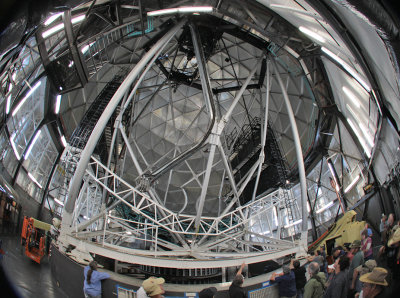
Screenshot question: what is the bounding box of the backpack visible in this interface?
[312,274,326,296]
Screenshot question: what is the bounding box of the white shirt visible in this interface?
[137,287,149,298]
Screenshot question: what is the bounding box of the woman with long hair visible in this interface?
[83,261,110,298]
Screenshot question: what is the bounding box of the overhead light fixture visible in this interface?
[83,215,89,220]
[347,119,371,158]
[42,23,64,38]
[6,94,11,114]
[299,26,325,43]
[28,172,42,189]
[273,207,279,226]
[126,231,132,235]
[42,14,85,38]
[344,175,360,193]
[284,219,302,229]
[54,198,64,206]
[44,12,63,26]
[321,47,371,92]
[61,135,68,147]
[147,6,213,16]
[359,123,375,147]
[10,135,21,160]
[55,95,61,114]
[342,86,361,108]
[316,201,334,214]
[12,81,41,116]
[24,130,41,160]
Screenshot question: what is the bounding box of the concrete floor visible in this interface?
[0,234,68,298]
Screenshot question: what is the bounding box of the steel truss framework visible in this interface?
[59,13,311,268]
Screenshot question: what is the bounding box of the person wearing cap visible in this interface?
[387,227,400,295]
[349,240,364,281]
[303,261,326,298]
[357,267,388,298]
[229,262,246,298]
[270,265,297,298]
[199,287,217,298]
[350,259,377,294]
[137,277,165,298]
[325,256,350,298]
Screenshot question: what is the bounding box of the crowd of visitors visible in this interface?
[79,213,400,298]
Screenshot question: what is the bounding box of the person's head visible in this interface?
[282,265,291,275]
[87,261,98,284]
[382,214,387,222]
[338,256,350,272]
[332,247,341,257]
[388,213,395,226]
[308,262,320,277]
[361,229,369,240]
[350,240,362,253]
[199,287,217,298]
[293,260,300,269]
[316,250,321,256]
[359,267,388,298]
[232,274,244,287]
[356,259,377,276]
[142,277,165,298]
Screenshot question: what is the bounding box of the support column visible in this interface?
[271,58,308,243]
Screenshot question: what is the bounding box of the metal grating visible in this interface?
[248,283,279,298]
[117,285,136,298]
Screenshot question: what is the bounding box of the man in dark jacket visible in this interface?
[291,259,306,298]
[229,263,246,298]
[270,265,297,298]
[325,256,350,298]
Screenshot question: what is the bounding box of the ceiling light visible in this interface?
[54,198,64,206]
[347,119,371,158]
[316,201,334,214]
[344,175,360,193]
[24,130,41,160]
[299,26,325,43]
[42,23,64,38]
[10,135,21,160]
[71,15,85,24]
[273,207,279,226]
[359,123,375,147]
[342,86,361,108]
[147,6,213,16]
[61,135,68,147]
[284,219,302,229]
[55,95,61,114]
[28,173,42,189]
[322,47,371,92]
[6,94,11,114]
[12,81,41,116]
[44,12,63,26]
[42,14,85,38]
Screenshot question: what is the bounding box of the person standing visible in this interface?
[137,277,166,298]
[361,229,373,261]
[139,277,165,298]
[270,265,297,298]
[83,261,110,298]
[291,259,306,298]
[303,262,326,298]
[229,262,246,298]
[325,256,350,298]
[358,267,389,298]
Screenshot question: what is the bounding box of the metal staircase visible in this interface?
[57,69,128,208]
